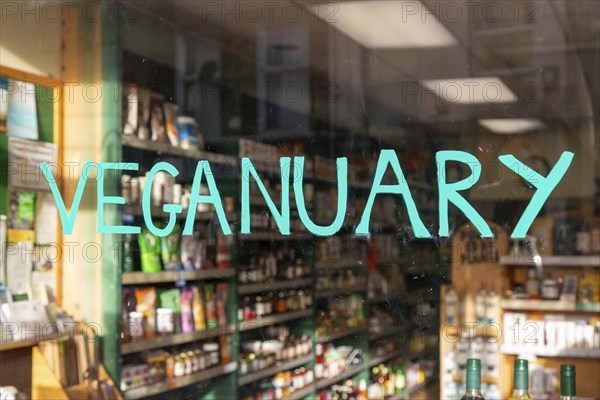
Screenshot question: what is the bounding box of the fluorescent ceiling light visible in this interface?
[420,77,517,104]
[479,118,545,134]
[308,1,458,48]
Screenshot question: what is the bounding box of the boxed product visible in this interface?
[135,287,157,338]
[158,288,181,333]
[179,287,195,333]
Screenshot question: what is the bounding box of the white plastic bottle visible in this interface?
[446,288,459,324]
[486,290,500,325]
[476,289,487,324]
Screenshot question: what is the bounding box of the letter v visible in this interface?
[41,160,92,234]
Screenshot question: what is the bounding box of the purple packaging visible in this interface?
[180,287,195,333]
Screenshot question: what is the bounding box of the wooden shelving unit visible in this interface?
[501,344,600,359]
[499,255,600,267]
[439,223,509,400]
[501,299,600,313]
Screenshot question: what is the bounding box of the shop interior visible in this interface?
[0,1,599,399]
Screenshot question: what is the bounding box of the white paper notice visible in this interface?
[6,241,33,295]
[7,80,38,140]
[35,193,57,244]
[8,137,57,191]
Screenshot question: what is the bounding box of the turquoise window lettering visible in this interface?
[98,162,141,234]
[294,156,347,236]
[41,160,92,235]
[183,160,231,236]
[240,157,291,235]
[437,150,492,238]
[499,151,574,238]
[356,149,430,238]
[141,162,181,237]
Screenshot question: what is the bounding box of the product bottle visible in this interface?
[560,365,576,400]
[476,289,487,324]
[486,290,500,325]
[509,359,532,400]
[526,268,540,298]
[461,359,485,400]
[445,288,459,324]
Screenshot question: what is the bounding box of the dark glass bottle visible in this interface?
[461,359,485,400]
[560,364,576,400]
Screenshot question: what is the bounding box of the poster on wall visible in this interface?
[8,137,57,191]
[6,80,38,140]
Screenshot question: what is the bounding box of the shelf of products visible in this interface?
[369,294,404,304]
[315,364,367,390]
[121,325,236,355]
[121,134,237,166]
[239,309,313,331]
[238,249,312,290]
[317,326,368,344]
[405,374,438,397]
[238,231,314,241]
[121,334,234,391]
[369,349,405,368]
[316,378,368,399]
[123,361,237,400]
[315,285,366,299]
[238,354,313,386]
[238,290,312,323]
[368,264,406,301]
[239,365,315,400]
[122,269,235,285]
[315,259,367,270]
[316,294,367,343]
[499,255,600,267]
[284,384,316,400]
[501,299,600,313]
[238,278,313,295]
[368,357,407,400]
[501,344,600,359]
[315,237,369,270]
[314,344,365,386]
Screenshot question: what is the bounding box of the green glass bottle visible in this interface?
[509,359,532,400]
[560,365,576,400]
[461,359,485,400]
